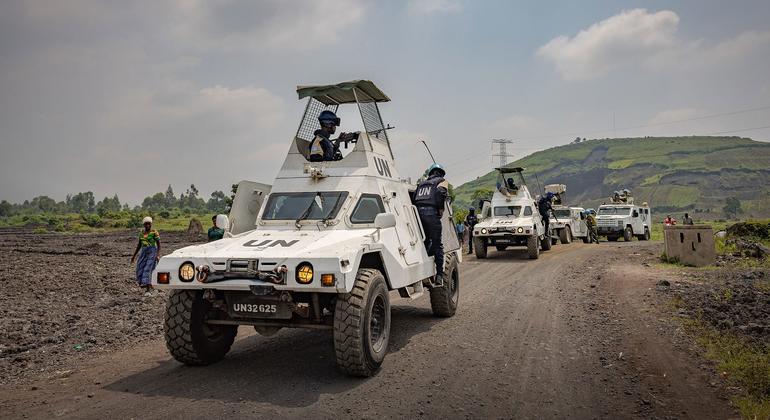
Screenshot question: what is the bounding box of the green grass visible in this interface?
[681,319,770,420]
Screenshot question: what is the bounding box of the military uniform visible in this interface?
[538,195,553,237]
[586,214,598,244]
[465,212,478,253]
[414,174,449,279]
[308,129,336,162]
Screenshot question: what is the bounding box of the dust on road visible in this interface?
[0,230,736,419]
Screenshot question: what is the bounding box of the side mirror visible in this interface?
[216,214,230,232]
[374,213,397,229]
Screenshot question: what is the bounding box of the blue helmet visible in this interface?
[469,207,475,211]
[318,110,340,126]
[546,192,555,200]
[427,163,446,177]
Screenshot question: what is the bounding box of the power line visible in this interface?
[491,138,515,167]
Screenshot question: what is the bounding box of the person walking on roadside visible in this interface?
[585,210,599,244]
[683,213,694,225]
[465,207,479,254]
[131,216,161,296]
[208,215,225,242]
[455,220,465,243]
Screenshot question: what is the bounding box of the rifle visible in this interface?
[331,132,360,160]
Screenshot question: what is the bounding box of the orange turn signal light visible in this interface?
[157,272,170,284]
[321,274,336,287]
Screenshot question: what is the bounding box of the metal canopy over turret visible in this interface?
[296,80,391,105]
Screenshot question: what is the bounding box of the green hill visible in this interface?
[453,136,770,219]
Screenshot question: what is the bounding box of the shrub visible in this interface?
[80,214,103,228]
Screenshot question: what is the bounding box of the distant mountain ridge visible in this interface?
[453,136,770,218]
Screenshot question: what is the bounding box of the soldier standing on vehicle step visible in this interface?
[465,207,478,254]
[415,163,448,286]
[538,192,555,238]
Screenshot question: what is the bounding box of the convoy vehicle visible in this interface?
[544,184,588,244]
[471,167,554,259]
[152,80,461,377]
[595,189,651,241]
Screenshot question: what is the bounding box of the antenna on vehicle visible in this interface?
[419,140,437,164]
[533,172,544,196]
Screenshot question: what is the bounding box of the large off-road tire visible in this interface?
[334,269,390,377]
[559,227,572,244]
[430,253,459,317]
[623,226,633,242]
[527,235,540,259]
[473,237,488,259]
[164,290,237,366]
[541,234,552,251]
[495,245,507,251]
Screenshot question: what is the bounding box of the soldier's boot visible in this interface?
[432,273,444,287]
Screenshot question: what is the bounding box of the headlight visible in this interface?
[517,227,524,233]
[481,228,488,234]
[179,262,195,282]
[296,263,313,284]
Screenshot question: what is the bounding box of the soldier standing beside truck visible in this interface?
[585,210,599,244]
[465,207,479,254]
[415,163,449,286]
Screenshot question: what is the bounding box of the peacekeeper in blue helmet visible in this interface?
[308,110,359,162]
[414,163,449,286]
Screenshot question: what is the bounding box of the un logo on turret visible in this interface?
[374,157,392,178]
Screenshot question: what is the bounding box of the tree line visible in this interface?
[0,184,232,218]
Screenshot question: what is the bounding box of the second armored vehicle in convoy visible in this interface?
[544,184,589,244]
[472,167,553,259]
[152,80,461,377]
[595,189,651,241]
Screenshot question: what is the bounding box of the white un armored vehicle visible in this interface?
[472,167,554,259]
[544,184,589,244]
[152,80,461,377]
[595,189,651,241]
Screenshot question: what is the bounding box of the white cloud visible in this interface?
[537,9,680,80]
[408,0,462,15]
[169,0,367,51]
[648,108,702,125]
[537,9,770,82]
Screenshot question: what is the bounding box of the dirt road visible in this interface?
[1,239,736,419]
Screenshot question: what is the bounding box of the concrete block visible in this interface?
[663,225,716,267]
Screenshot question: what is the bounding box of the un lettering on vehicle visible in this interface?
[374,157,392,178]
[232,303,277,313]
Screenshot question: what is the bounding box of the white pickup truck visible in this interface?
[595,195,651,241]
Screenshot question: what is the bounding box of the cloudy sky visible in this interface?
[2,0,770,204]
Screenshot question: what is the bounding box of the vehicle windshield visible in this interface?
[262,192,348,220]
[598,206,631,216]
[494,206,521,217]
[553,209,571,218]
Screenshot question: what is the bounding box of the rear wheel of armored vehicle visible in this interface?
[559,228,572,244]
[495,245,508,251]
[430,253,459,317]
[623,226,633,242]
[637,227,650,241]
[334,269,390,377]
[527,235,540,259]
[164,290,237,366]
[474,237,488,259]
[541,234,552,251]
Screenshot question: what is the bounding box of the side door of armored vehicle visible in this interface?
[630,206,644,234]
[385,187,427,265]
[229,180,272,234]
[571,208,588,237]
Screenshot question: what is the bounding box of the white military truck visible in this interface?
[595,190,651,241]
[471,167,554,259]
[544,184,589,244]
[152,80,461,377]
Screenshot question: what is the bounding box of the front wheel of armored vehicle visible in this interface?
[473,237,488,259]
[541,234,553,251]
[334,269,391,377]
[527,235,540,259]
[430,253,459,317]
[164,290,237,366]
[623,226,633,242]
[559,228,572,244]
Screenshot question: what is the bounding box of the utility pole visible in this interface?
[491,138,515,168]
